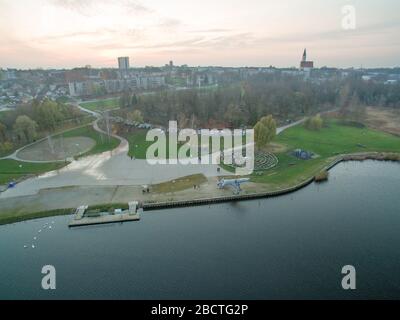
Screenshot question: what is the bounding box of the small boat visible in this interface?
[31,245,35,249]
[24,245,28,249]
[33,237,37,240]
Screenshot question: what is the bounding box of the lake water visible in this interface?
[0,160,399,300]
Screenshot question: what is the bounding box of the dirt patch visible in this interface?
[264,143,288,154]
[17,137,96,161]
[365,107,400,136]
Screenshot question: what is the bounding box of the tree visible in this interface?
[0,141,13,155]
[0,122,6,142]
[338,84,352,115]
[131,94,139,106]
[254,115,276,149]
[120,91,131,108]
[177,112,189,129]
[13,115,38,143]
[304,114,323,131]
[127,110,144,124]
[341,93,366,121]
[224,104,246,127]
[33,99,63,131]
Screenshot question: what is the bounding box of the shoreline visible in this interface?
[1,152,398,226]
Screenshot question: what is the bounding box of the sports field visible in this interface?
[17,137,96,161]
[56,125,120,157]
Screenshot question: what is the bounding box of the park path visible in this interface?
[73,101,102,118]
[276,108,339,135]
[276,118,307,134]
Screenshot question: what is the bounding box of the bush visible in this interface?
[315,170,329,182]
[305,114,323,131]
[0,141,13,154]
[385,153,400,161]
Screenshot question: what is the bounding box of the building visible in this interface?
[118,57,130,71]
[139,75,165,90]
[68,81,100,97]
[300,49,314,71]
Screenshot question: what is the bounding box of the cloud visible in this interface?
[49,0,152,15]
[158,18,182,29]
[187,28,232,34]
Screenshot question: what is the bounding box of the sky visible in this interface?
[0,0,399,69]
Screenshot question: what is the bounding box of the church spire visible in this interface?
[302,48,307,62]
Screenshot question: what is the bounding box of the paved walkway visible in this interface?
[277,118,307,134]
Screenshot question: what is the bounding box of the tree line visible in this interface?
[113,73,400,129]
[0,99,87,155]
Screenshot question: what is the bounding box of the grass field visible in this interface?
[0,160,66,185]
[123,129,245,159]
[80,98,120,112]
[125,130,155,159]
[251,119,400,188]
[124,129,187,159]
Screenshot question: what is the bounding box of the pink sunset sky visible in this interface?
[0,0,399,69]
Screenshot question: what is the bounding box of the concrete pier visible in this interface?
[69,201,141,227]
[69,212,140,227]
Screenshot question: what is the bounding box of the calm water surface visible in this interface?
[0,161,399,299]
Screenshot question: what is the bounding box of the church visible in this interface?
[300,48,314,71]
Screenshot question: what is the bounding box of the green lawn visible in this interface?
[251,119,400,188]
[124,129,187,159]
[124,129,245,159]
[80,98,120,112]
[276,120,400,156]
[0,160,66,185]
[125,130,155,159]
[56,125,120,157]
